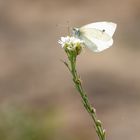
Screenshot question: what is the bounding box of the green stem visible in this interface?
[67,53,106,140]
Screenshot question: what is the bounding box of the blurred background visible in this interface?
[0,0,140,140]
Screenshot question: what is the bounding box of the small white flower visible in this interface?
[58,36,83,51]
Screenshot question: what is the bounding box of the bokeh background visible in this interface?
[0,0,140,140]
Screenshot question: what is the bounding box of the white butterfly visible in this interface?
[73,22,117,52]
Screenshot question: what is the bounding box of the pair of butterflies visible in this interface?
[72,22,117,52]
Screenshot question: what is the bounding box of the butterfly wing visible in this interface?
[81,22,117,37]
[79,33,113,52]
[80,28,111,41]
[79,22,116,52]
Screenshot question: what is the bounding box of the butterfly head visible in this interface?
[72,27,80,37]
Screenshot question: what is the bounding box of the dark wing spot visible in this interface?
[102,29,105,33]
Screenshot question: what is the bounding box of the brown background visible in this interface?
[0,0,140,140]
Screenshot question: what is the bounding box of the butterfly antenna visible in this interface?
[56,22,71,35]
[67,21,71,36]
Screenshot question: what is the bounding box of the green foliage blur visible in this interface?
[0,107,47,140]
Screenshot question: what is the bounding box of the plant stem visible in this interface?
[66,53,106,140]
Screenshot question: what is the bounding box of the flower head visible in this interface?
[58,36,83,55]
